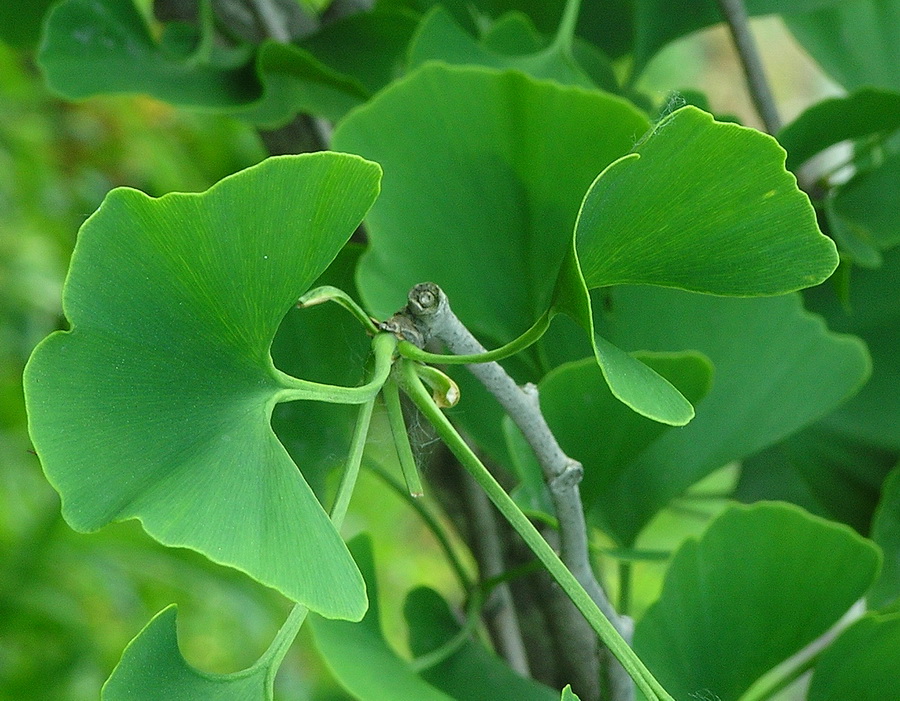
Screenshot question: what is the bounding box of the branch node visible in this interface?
[520,382,542,412]
[408,282,444,317]
[378,316,425,348]
[551,459,584,491]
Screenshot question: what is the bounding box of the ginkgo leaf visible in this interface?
[634,503,881,701]
[24,154,382,619]
[102,606,273,700]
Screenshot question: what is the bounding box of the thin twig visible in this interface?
[399,283,635,701]
[248,0,291,42]
[715,0,782,134]
[459,468,533,677]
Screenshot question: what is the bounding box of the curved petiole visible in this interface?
[395,358,675,701]
[412,363,460,407]
[397,310,552,365]
[298,285,381,336]
[274,332,396,404]
[258,373,382,685]
[410,589,484,673]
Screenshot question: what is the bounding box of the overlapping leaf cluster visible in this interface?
[17,0,900,699]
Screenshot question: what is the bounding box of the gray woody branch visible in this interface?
[399,283,635,701]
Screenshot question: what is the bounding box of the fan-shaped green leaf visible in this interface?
[575,107,838,295]
[634,503,881,701]
[24,154,382,619]
[408,8,595,88]
[552,107,837,423]
[102,606,271,700]
[593,287,870,544]
[786,0,900,92]
[309,535,454,701]
[333,63,649,339]
[37,0,377,126]
[38,0,261,107]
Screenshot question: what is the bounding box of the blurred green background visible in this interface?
[0,13,837,700]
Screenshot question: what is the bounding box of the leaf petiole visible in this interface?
[549,0,582,55]
[298,285,381,336]
[410,589,483,673]
[257,384,380,684]
[382,376,424,498]
[366,459,474,593]
[412,363,460,407]
[397,310,552,365]
[275,332,396,404]
[330,396,378,528]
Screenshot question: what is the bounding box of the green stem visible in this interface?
[330,397,377,528]
[397,311,551,365]
[259,375,380,684]
[366,460,474,594]
[397,359,674,701]
[298,285,381,336]
[275,332,396,404]
[411,564,541,674]
[182,0,217,67]
[259,604,310,682]
[481,559,543,591]
[383,376,425,498]
[550,0,582,54]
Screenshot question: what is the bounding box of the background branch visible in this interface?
[459,469,532,676]
[715,0,782,133]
